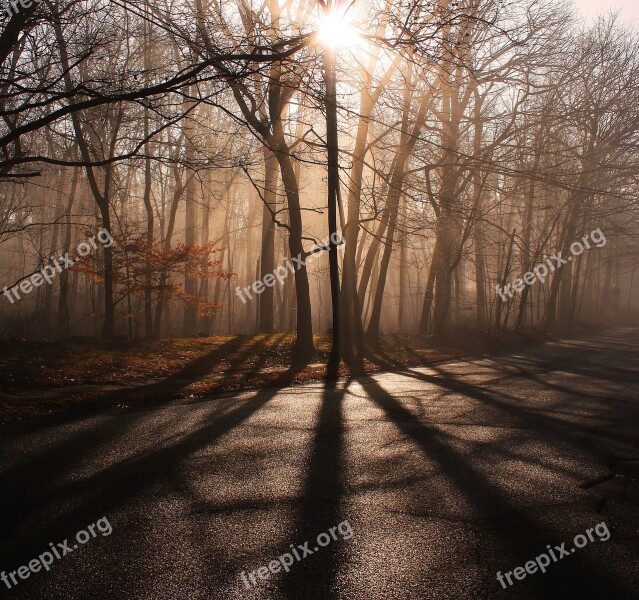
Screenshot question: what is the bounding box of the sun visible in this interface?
[317,10,362,49]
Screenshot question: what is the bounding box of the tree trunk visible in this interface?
[259,149,277,333]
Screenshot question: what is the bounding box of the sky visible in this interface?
[573,0,639,24]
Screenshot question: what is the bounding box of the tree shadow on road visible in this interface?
[280,373,352,600]
[0,354,310,578]
[353,355,635,598]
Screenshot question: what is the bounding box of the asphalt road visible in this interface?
[1,327,638,600]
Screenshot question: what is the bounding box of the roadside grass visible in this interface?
[0,328,551,423]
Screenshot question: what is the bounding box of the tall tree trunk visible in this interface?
[324,46,341,359]
[57,167,79,338]
[366,76,429,340]
[276,151,314,357]
[259,149,277,333]
[142,2,154,338]
[183,89,198,336]
[494,228,516,332]
[52,13,117,337]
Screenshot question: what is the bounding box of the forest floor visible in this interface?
[0,328,554,424]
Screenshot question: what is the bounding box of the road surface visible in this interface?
[1,327,638,599]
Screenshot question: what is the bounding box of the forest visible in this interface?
[1,0,638,361]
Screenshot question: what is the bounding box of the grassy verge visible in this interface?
[0,328,552,424]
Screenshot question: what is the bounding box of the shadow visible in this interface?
[357,372,632,598]
[0,335,274,526]
[91,333,280,407]
[281,374,352,599]
[0,358,310,573]
[2,328,637,598]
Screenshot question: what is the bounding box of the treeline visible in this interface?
[1,0,638,356]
